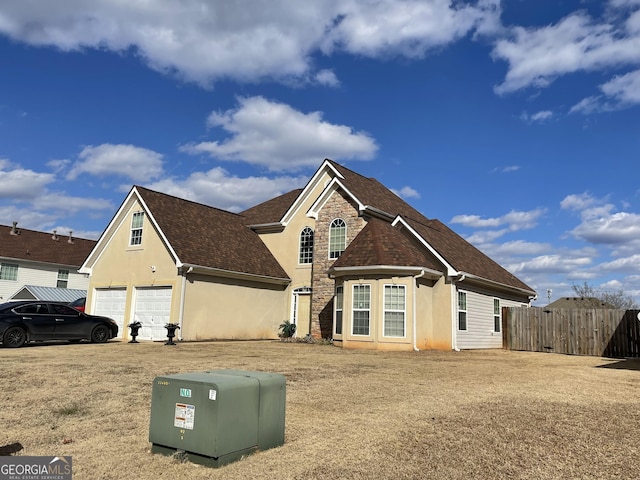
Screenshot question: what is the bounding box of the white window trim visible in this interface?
[129,211,144,247]
[493,298,501,333]
[57,269,69,289]
[328,218,346,260]
[352,284,371,336]
[383,284,406,338]
[457,290,468,332]
[0,263,18,281]
[298,227,314,265]
[334,285,343,337]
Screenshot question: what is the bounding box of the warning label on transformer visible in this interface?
[174,403,195,430]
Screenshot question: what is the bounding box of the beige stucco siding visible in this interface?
[254,171,332,329]
[182,274,288,341]
[86,201,182,340]
[337,276,416,351]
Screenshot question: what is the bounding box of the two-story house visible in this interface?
[79,160,536,350]
[1,223,95,303]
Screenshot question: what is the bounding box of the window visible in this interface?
[329,218,346,259]
[299,227,314,264]
[458,291,467,331]
[493,298,501,332]
[57,269,69,289]
[130,211,144,246]
[334,285,343,335]
[352,284,370,336]
[384,285,406,337]
[0,263,18,281]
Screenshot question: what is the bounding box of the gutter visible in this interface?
[413,269,426,351]
[177,266,192,341]
[178,263,290,286]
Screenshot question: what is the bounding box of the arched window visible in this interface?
[299,227,314,264]
[329,218,346,259]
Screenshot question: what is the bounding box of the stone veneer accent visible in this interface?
[310,189,366,338]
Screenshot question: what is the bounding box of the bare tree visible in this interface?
[571,282,639,309]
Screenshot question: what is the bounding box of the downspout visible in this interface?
[451,274,466,352]
[178,266,193,341]
[413,269,426,351]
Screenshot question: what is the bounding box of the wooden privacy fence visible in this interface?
[502,307,640,358]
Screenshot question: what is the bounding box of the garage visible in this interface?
[133,286,173,341]
[93,288,127,338]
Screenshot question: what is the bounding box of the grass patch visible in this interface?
[1,341,639,479]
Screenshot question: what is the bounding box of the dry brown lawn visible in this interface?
[2,340,640,479]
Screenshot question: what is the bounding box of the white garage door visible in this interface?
[93,288,127,338]
[133,287,173,341]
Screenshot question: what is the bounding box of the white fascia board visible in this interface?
[391,216,458,277]
[307,178,365,219]
[281,160,344,225]
[180,263,290,285]
[79,187,139,272]
[330,265,442,278]
[457,272,537,297]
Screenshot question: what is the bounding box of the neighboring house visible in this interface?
[546,297,615,309]
[1,223,95,303]
[80,160,536,350]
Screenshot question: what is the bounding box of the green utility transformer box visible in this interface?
[149,369,286,467]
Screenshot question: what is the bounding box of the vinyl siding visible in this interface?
[456,287,526,350]
[0,260,88,302]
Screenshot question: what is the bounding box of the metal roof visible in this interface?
[9,285,86,303]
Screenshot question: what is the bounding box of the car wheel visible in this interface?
[3,326,27,348]
[91,325,110,343]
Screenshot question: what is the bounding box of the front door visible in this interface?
[292,288,312,337]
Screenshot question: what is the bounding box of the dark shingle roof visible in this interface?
[1,224,96,267]
[547,297,615,309]
[332,217,442,272]
[136,187,289,280]
[329,161,429,223]
[405,218,533,292]
[240,189,302,225]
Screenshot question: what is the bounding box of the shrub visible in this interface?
[278,320,297,339]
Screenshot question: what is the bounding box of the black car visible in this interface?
[0,301,119,348]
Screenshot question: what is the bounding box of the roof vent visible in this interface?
[52,230,59,241]
[10,221,19,235]
[68,231,74,244]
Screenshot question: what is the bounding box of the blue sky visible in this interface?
[1,0,639,305]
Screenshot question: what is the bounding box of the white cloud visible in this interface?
[182,96,377,171]
[31,193,114,215]
[569,211,640,245]
[0,166,55,199]
[520,110,554,123]
[320,0,500,58]
[451,208,545,231]
[67,144,164,181]
[571,68,640,113]
[0,0,500,87]
[509,254,593,274]
[144,166,308,212]
[600,254,640,272]
[493,9,640,95]
[315,69,340,87]
[391,186,420,199]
